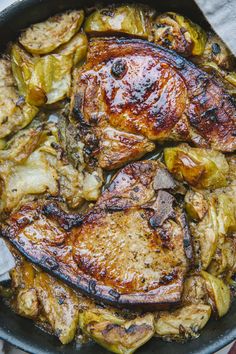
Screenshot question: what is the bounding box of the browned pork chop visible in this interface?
[71,38,236,170]
[2,161,192,309]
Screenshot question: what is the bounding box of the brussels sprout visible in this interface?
[189,186,236,270]
[208,238,236,280]
[84,5,152,38]
[9,249,80,345]
[155,304,211,341]
[10,257,36,289]
[27,53,73,106]
[10,257,39,318]
[0,126,43,163]
[19,10,84,55]
[11,43,34,96]
[193,32,234,70]
[12,41,84,106]
[185,189,208,221]
[34,272,79,344]
[0,148,58,213]
[217,193,236,234]
[0,123,102,212]
[164,144,229,189]
[55,32,88,66]
[0,58,38,138]
[201,271,231,317]
[16,288,39,319]
[79,308,154,354]
[152,12,207,56]
[182,276,208,305]
[190,196,219,269]
[199,61,236,97]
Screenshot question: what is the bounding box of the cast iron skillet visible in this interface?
[0,0,236,353]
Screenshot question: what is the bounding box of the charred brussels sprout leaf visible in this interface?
[79,308,154,354]
[19,10,84,55]
[201,271,231,317]
[84,5,152,38]
[164,144,229,189]
[153,12,207,56]
[155,304,211,341]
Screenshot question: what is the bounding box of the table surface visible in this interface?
[0,0,235,353]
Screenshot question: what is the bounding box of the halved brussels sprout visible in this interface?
[164,144,229,189]
[193,32,234,70]
[190,196,219,269]
[182,276,208,305]
[10,256,39,319]
[185,189,208,221]
[11,43,34,96]
[217,193,236,234]
[34,272,79,344]
[208,238,236,280]
[9,248,80,345]
[16,288,39,319]
[84,5,152,38]
[201,271,231,317]
[0,125,43,163]
[189,187,236,270]
[55,32,88,66]
[79,307,154,354]
[199,61,236,97]
[0,58,38,138]
[11,41,84,106]
[27,53,73,106]
[0,148,58,213]
[0,123,102,212]
[152,12,207,56]
[19,10,84,55]
[11,257,35,289]
[155,304,211,341]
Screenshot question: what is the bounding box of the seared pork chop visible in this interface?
[3,161,192,309]
[71,38,236,170]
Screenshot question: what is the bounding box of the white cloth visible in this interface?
[195,0,236,56]
[0,239,15,282]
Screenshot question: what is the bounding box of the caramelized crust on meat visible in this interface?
[71,38,236,170]
[3,161,192,309]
